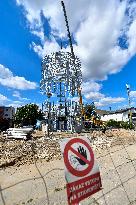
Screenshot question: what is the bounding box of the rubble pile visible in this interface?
[89,130,114,150]
[0,135,62,168]
[0,129,136,168]
[108,128,136,146]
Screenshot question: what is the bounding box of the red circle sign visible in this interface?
[64,138,94,177]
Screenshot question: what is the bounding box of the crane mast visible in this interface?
[61,1,84,127]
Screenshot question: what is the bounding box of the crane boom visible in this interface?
[61,1,74,58]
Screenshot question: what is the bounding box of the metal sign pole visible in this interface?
[126,84,132,128]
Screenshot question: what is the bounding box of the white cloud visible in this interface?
[0,94,13,106]
[67,96,79,103]
[0,64,12,78]
[85,92,104,100]
[0,93,28,108]
[0,91,33,109]
[0,94,8,104]
[130,91,136,98]
[31,29,45,44]
[81,81,125,106]
[7,101,26,108]
[13,91,30,101]
[127,19,136,55]
[82,81,104,100]
[16,0,43,27]
[101,97,125,104]
[78,80,125,107]
[31,37,60,58]
[82,81,102,94]
[94,97,125,107]
[13,91,21,98]
[74,0,135,80]
[16,0,136,81]
[0,64,38,90]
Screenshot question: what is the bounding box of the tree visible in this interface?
[84,102,97,119]
[14,104,44,126]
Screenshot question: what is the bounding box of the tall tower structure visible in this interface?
[40,1,82,132]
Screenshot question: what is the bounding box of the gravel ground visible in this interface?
[0,129,136,205]
[0,129,136,168]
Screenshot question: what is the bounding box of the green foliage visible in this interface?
[106,119,120,128]
[84,102,97,119]
[83,102,100,122]
[14,104,44,126]
[106,119,134,129]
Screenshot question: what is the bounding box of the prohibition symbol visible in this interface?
[64,138,94,177]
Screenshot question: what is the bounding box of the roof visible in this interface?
[0,106,14,109]
[96,109,110,116]
[101,107,136,116]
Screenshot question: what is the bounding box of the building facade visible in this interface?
[101,107,136,123]
[0,106,15,120]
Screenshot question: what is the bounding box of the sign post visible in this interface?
[60,137,102,205]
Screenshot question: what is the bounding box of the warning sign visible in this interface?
[60,137,102,205]
[64,138,94,177]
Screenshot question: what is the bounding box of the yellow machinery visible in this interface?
[78,88,103,128]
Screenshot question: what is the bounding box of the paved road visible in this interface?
[0,137,136,205]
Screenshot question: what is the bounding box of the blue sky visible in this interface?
[0,0,136,110]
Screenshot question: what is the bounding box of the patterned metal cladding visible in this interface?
[40,51,82,97]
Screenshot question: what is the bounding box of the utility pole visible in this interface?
[126,84,132,127]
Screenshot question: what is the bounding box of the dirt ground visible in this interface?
[0,130,136,205]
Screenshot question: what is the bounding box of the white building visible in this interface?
[101,107,136,123]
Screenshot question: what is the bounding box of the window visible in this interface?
[5,114,8,116]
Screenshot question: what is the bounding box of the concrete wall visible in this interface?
[101,113,123,122]
[101,108,136,122]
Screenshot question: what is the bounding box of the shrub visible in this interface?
[106,119,134,129]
